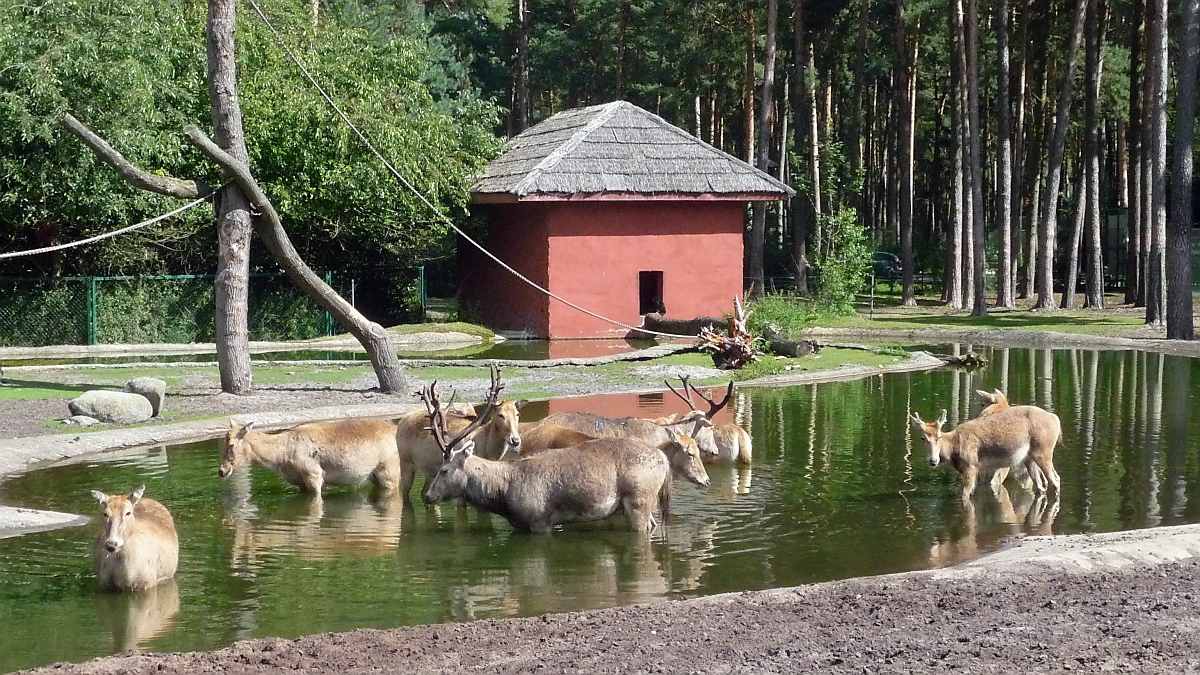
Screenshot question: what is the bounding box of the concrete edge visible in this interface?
[803,326,1200,357]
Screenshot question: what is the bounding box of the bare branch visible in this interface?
[60,114,212,199]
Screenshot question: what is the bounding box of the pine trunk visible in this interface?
[897,0,916,306]
[749,0,779,298]
[968,0,987,315]
[790,0,810,295]
[995,0,1015,308]
[514,0,530,133]
[1126,0,1144,305]
[1062,162,1085,309]
[1166,0,1198,338]
[1082,0,1106,308]
[1034,0,1088,310]
[947,8,964,308]
[1145,0,1167,325]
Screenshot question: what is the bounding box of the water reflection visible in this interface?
[227,493,408,568]
[93,578,180,652]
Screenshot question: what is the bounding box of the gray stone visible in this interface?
[63,415,101,428]
[124,377,167,416]
[68,390,153,424]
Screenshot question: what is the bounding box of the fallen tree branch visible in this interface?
[60,114,212,199]
[183,124,407,394]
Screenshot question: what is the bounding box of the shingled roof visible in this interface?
[471,101,795,201]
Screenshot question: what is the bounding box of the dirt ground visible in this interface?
[22,556,1200,674]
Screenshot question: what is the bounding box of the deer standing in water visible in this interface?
[534,377,733,460]
[910,405,1063,504]
[396,364,522,502]
[91,485,179,592]
[421,380,705,533]
[220,418,400,496]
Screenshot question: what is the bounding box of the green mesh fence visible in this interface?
[0,273,365,347]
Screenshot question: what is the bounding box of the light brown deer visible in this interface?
[91,485,179,592]
[516,423,597,454]
[910,405,1063,504]
[638,410,751,466]
[220,418,400,495]
[397,364,521,501]
[536,377,733,460]
[973,389,1047,491]
[420,382,698,533]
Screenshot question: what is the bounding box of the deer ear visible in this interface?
[128,485,145,504]
[91,490,109,505]
[460,440,476,457]
[515,399,530,411]
[909,413,924,429]
[975,389,994,403]
[228,418,238,429]
[937,410,948,427]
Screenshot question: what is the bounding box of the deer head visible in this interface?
[909,409,948,466]
[421,363,504,460]
[92,485,146,553]
[219,419,256,478]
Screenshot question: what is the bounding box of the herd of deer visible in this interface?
[89,367,1064,594]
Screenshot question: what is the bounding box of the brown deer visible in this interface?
[220,418,400,495]
[420,382,699,533]
[910,405,1063,504]
[396,364,520,502]
[516,423,597,454]
[91,485,179,592]
[973,389,1048,491]
[536,377,733,460]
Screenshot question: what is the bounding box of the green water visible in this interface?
[0,346,1196,672]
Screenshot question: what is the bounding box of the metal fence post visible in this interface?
[418,266,427,321]
[324,271,334,336]
[87,277,98,345]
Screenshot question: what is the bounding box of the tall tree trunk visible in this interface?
[1167,0,1198,338]
[1033,0,1088,310]
[1139,0,1154,307]
[1125,0,1144,305]
[184,128,408,393]
[849,0,871,223]
[947,19,965,308]
[790,0,810,295]
[807,47,823,255]
[1011,0,1032,303]
[744,2,757,163]
[309,0,319,27]
[208,0,254,395]
[749,0,779,298]
[953,0,975,309]
[1145,0,1167,325]
[514,0,531,133]
[1062,161,1086,308]
[1083,0,1107,308]
[995,0,1015,308]
[967,0,987,315]
[897,0,916,306]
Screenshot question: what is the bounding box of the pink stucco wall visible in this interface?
[545,201,744,339]
[461,200,745,339]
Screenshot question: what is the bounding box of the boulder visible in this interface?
[124,377,167,416]
[68,390,153,424]
[63,415,101,428]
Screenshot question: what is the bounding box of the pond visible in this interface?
[0,346,1195,671]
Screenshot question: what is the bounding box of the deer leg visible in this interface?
[400,461,417,501]
[1024,457,1047,493]
[959,465,979,504]
[374,457,400,495]
[989,467,1010,494]
[623,496,655,532]
[302,468,324,494]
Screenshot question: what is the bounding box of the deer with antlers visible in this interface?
[420,378,704,533]
[528,376,733,460]
[396,364,520,503]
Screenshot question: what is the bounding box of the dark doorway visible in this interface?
[639,271,665,315]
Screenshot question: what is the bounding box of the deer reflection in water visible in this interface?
[436,522,717,621]
[93,577,180,653]
[227,492,410,568]
[926,484,1059,569]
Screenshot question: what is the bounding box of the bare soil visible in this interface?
[24,558,1200,674]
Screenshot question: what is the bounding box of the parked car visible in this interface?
[873,251,902,282]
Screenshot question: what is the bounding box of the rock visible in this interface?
[124,377,167,416]
[63,415,101,428]
[68,390,154,424]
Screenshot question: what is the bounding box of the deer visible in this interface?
[535,377,734,461]
[396,364,521,502]
[420,381,704,533]
[91,485,179,592]
[910,405,1063,504]
[219,418,400,496]
[973,388,1048,491]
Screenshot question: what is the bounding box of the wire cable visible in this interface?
[0,194,213,260]
[244,0,699,340]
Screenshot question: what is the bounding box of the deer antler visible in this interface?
[421,364,506,459]
[688,380,735,419]
[665,375,699,411]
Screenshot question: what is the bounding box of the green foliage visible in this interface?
[747,292,816,341]
[812,207,872,316]
[0,0,501,279]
